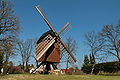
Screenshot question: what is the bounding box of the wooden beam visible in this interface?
[35,6,56,33]
[60,26,72,37]
[58,22,70,35]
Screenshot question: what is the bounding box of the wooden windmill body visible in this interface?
[36,30,60,63]
[32,5,76,74]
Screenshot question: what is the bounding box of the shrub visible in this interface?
[7,66,24,74]
[97,61,120,73]
[81,64,92,74]
[81,61,120,75]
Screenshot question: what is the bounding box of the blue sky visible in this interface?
[11,0,120,68]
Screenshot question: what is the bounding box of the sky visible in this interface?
[11,0,120,68]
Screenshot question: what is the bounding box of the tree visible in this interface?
[84,55,89,66]
[28,38,40,69]
[31,38,38,67]
[0,0,20,74]
[16,39,34,71]
[100,25,120,62]
[81,55,91,74]
[84,31,105,74]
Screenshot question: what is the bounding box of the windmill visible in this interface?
[32,5,76,74]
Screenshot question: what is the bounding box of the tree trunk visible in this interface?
[0,54,3,74]
[91,64,95,74]
[66,56,70,70]
[35,58,38,67]
[22,62,24,70]
[66,56,70,74]
[36,61,38,67]
[3,61,8,74]
[66,60,69,74]
[116,50,120,62]
[66,60,69,69]
[26,61,28,72]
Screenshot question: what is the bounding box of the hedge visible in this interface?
[81,61,120,74]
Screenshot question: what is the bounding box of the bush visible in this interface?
[7,66,24,74]
[97,61,120,73]
[81,61,120,75]
[81,64,92,74]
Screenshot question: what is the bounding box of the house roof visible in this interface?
[61,69,72,73]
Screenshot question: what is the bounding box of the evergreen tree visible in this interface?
[81,55,91,74]
[83,55,89,66]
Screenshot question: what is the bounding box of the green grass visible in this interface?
[0,74,120,80]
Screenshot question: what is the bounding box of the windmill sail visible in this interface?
[36,34,56,61]
[58,42,76,64]
[58,39,76,64]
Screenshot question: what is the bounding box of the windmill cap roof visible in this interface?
[37,30,55,44]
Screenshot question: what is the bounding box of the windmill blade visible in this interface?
[58,42,76,64]
[57,37,76,63]
[58,22,70,35]
[60,26,72,37]
[35,5,56,33]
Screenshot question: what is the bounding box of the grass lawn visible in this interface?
[0,74,120,80]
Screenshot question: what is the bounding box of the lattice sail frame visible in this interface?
[36,34,56,61]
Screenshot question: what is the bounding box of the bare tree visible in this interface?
[0,0,20,74]
[31,38,38,67]
[85,31,105,74]
[100,25,120,62]
[32,52,38,67]
[16,39,34,71]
